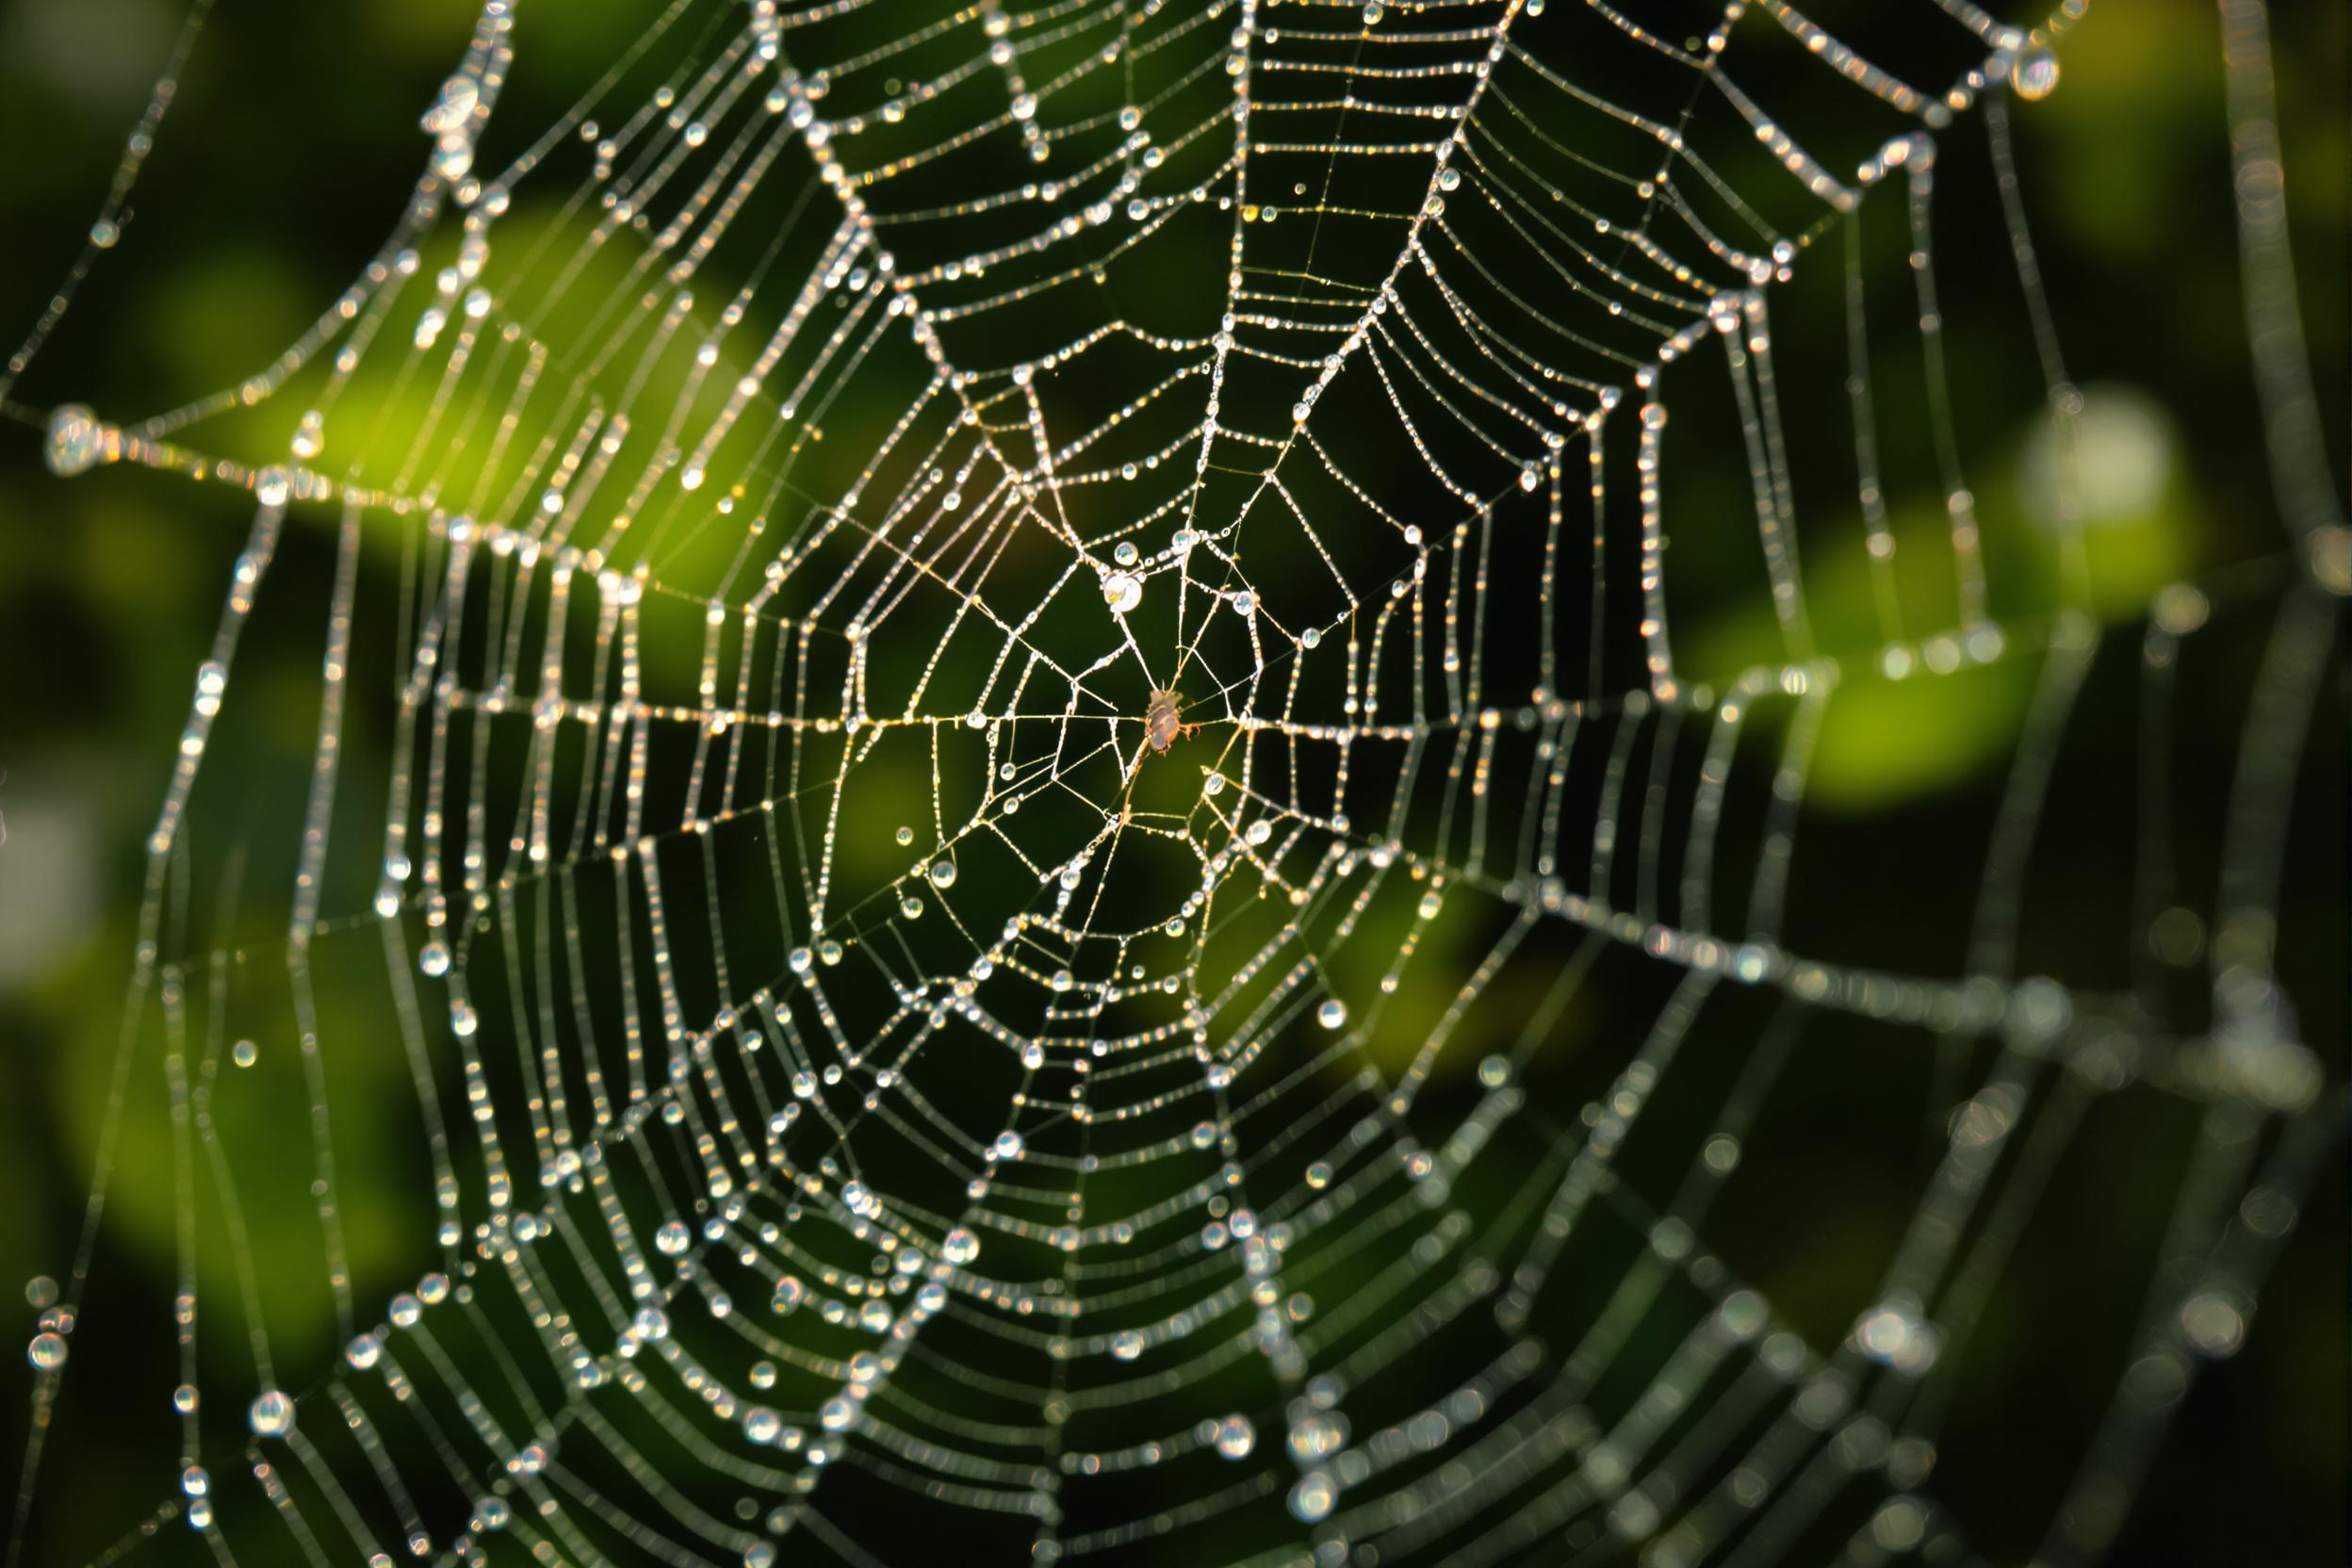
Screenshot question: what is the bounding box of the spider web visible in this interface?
[8,0,2345,1565]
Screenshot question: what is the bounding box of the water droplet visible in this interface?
[1288,1471,1336,1522]
[1290,1412,1348,1461]
[2013,46,2060,101]
[1316,1000,1348,1031]
[248,1388,296,1437]
[744,1406,782,1444]
[24,1277,57,1310]
[25,1332,68,1371]
[941,1226,981,1266]
[255,466,291,508]
[1214,1414,1255,1460]
[43,404,113,478]
[418,940,451,977]
[231,1039,258,1069]
[1853,1301,1941,1374]
[654,1221,692,1257]
[1102,572,1143,614]
[929,859,958,890]
[1110,1330,1146,1361]
[2179,1293,2246,1358]
[421,74,480,137]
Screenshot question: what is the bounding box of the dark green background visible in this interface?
[0,0,2342,1563]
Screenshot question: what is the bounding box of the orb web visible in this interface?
[9,1,2344,1566]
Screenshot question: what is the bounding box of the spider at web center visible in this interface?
[1143,687,1201,754]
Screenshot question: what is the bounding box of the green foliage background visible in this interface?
[0,0,2342,1562]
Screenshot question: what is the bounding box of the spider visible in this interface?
[1143,688,1200,754]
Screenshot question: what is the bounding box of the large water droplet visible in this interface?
[2013,46,2059,101]
[1288,1471,1336,1522]
[421,74,481,136]
[43,404,113,478]
[248,1388,296,1437]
